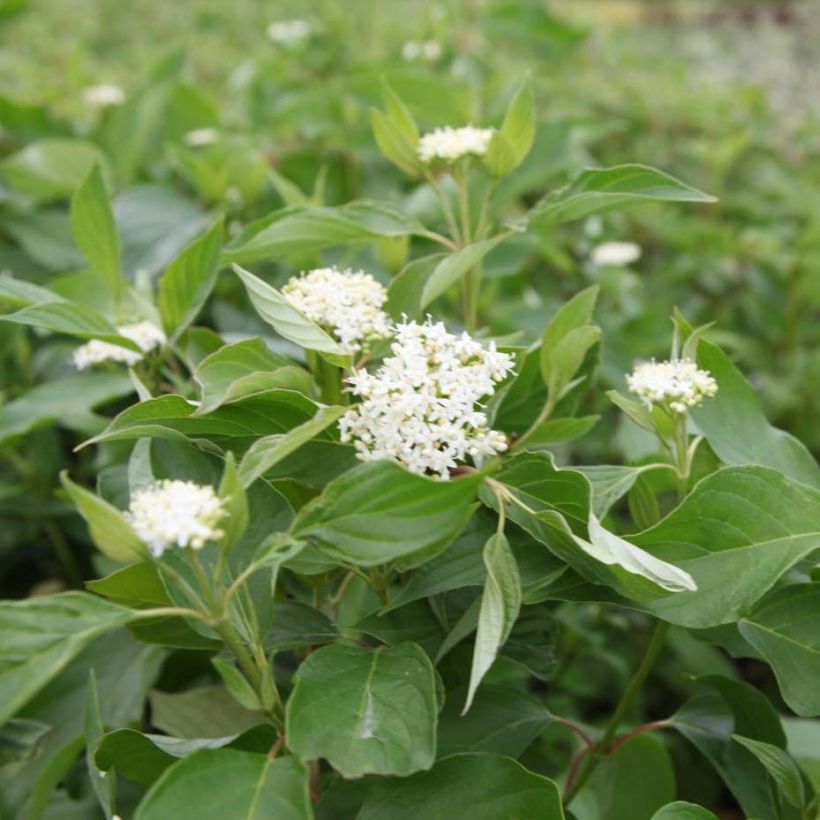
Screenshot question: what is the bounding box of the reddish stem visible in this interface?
[553,715,594,748]
[606,720,670,754]
[563,744,591,798]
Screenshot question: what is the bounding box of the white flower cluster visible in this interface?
[72,321,165,370]
[83,84,125,108]
[402,40,442,62]
[184,127,220,147]
[627,358,718,414]
[282,267,391,354]
[339,319,514,478]
[417,125,494,164]
[267,19,312,47]
[590,241,642,267]
[126,480,225,557]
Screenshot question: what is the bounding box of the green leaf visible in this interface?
[232,265,351,367]
[584,734,675,820]
[357,752,565,820]
[291,461,484,567]
[86,561,170,608]
[527,164,716,229]
[286,642,438,778]
[692,340,820,489]
[371,109,420,177]
[651,804,718,820]
[539,285,599,394]
[1,138,111,201]
[223,201,432,266]
[632,466,820,628]
[0,372,133,445]
[464,533,521,713]
[0,592,133,729]
[514,415,599,448]
[1,300,141,350]
[438,685,551,758]
[80,389,318,450]
[420,236,506,309]
[0,719,50,766]
[149,687,264,739]
[385,253,447,320]
[382,78,419,144]
[61,471,146,562]
[484,75,535,176]
[732,734,806,807]
[265,602,338,652]
[70,164,123,302]
[85,671,116,818]
[194,337,307,414]
[739,584,820,717]
[238,404,346,487]
[211,658,260,711]
[157,219,223,342]
[217,453,248,551]
[574,463,674,519]
[651,803,719,820]
[135,750,311,820]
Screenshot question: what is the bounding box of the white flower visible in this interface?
[590,241,642,267]
[72,321,165,370]
[184,127,220,147]
[402,40,442,62]
[282,267,391,354]
[267,19,312,46]
[417,125,494,164]
[83,84,125,108]
[339,318,515,478]
[627,358,718,414]
[126,480,225,557]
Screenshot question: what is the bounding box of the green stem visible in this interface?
[427,173,462,245]
[564,619,670,805]
[672,416,690,503]
[314,356,345,405]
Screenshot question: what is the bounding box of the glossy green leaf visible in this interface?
[149,687,264,739]
[632,466,820,628]
[233,265,351,367]
[357,752,565,820]
[135,750,311,820]
[291,461,484,567]
[223,201,433,266]
[527,164,716,230]
[194,337,306,414]
[732,734,806,807]
[70,164,123,301]
[286,642,438,777]
[0,593,133,729]
[739,584,820,717]
[157,219,223,341]
[420,237,506,309]
[217,452,249,551]
[484,75,535,176]
[84,671,116,818]
[238,404,345,487]
[464,533,521,713]
[61,471,146,562]
[651,803,719,820]
[692,340,820,489]
[385,253,447,320]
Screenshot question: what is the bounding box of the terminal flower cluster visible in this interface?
[266,19,312,47]
[339,318,514,478]
[417,125,494,163]
[72,320,165,370]
[627,358,718,414]
[282,266,391,354]
[126,480,225,557]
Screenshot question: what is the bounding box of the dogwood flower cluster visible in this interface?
[339,319,515,478]
[282,267,391,354]
[126,480,225,557]
[627,358,718,414]
[417,125,494,164]
[402,40,442,62]
[266,19,312,47]
[83,84,125,108]
[72,321,166,370]
[184,127,220,147]
[590,241,642,267]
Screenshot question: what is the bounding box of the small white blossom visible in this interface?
[339,318,514,478]
[126,480,225,557]
[267,19,312,47]
[83,84,125,108]
[627,358,718,414]
[590,241,642,267]
[282,267,391,354]
[184,127,220,147]
[72,321,165,370]
[418,125,494,164]
[402,40,442,62]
